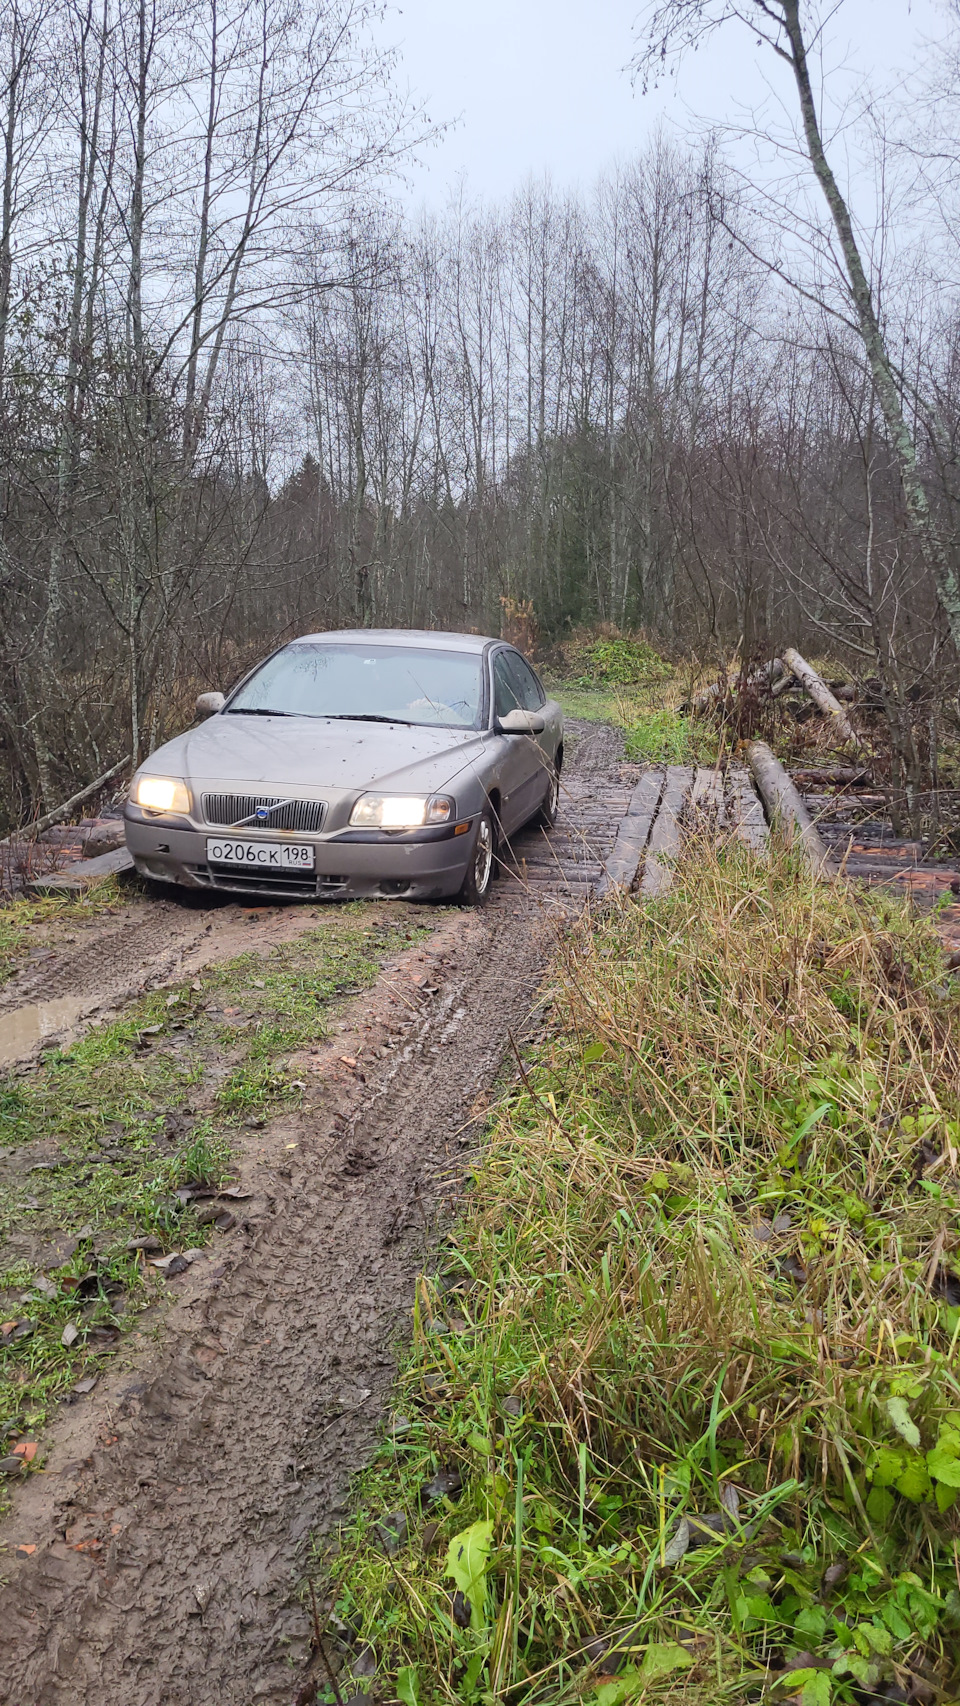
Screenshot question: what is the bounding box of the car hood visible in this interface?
[141,714,486,798]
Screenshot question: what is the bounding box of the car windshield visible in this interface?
[227,643,484,729]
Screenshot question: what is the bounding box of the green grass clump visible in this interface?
[566,635,672,691]
[321,844,960,1706]
[622,708,716,765]
[0,906,425,1446]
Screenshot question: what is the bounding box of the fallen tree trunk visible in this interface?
[782,647,859,744]
[0,756,131,848]
[686,682,723,717]
[745,740,832,873]
[792,766,871,787]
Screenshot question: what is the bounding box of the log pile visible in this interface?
[687,647,866,763]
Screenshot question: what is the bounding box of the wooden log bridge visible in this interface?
[594,759,772,899]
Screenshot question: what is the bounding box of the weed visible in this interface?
[320,845,960,1705]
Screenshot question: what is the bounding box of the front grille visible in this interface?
[193,863,319,898]
[202,793,325,833]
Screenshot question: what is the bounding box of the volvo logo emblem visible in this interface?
[255,806,271,821]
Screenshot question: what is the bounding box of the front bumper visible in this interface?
[123,809,476,901]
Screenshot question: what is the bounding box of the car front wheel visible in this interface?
[457,808,495,906]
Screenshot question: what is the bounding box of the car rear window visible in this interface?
[227,643,484,728]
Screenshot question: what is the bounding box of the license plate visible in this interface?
[206,838,315,870]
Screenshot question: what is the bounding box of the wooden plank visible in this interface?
[690,766,726,825]
[29,844,135,893]
[594,768,665,897]
[640,765,693,898]
[726,765,768,854]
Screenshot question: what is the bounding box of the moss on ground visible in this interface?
[318,844,960,1706]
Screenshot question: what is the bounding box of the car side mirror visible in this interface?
[196,691,225,718]
[497,707,545,735]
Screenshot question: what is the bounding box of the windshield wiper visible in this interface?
[225,707,295,716]
[323,713,416,726]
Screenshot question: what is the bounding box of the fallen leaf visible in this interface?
[73,1376,98,1395]
[661,1517,690,1565]
[0,1457,24,1475]
[12,1442,37,1461]
[718,1482,741,1519]
[339,1056,358,1068]
[451,1590,472,1629]
[422,1466,463,1506]
[352,1644,377,1678]
[165,993,181,1007]
[126,1235,163,1253]
[375,1512,408,1557]
[778,1253,808,1287]
[16,1544,36,1555]
[61,1322,80,1347]
[149,1253,189,1275]
[216,1187,251,1200]
[213,1211,236,1232]
[191,979,201,991]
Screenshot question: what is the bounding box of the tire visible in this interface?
[457,808,496,906]
[534,761,560,829]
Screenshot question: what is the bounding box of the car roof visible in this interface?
[292,629,499,654]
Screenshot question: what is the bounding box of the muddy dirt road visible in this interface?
[0,723,627,1706]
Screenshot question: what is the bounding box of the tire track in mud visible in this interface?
[0,721,625,1706]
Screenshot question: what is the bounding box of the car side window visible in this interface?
[493,652,521,718]
[508,653,545,710]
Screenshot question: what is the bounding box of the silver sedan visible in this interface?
[124,630,564,904]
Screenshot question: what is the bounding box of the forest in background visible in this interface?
[3,0,960,828]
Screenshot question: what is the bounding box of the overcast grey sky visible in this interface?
[390,0,946,207]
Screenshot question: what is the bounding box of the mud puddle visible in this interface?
[0,996,88,1068]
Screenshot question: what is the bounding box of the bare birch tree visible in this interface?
[634,0,960,653]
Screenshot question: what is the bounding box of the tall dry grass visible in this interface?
[324,841,960,1705]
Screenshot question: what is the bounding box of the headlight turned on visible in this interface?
[349,794,453,830]
[134,775,191,814]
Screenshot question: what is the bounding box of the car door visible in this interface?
[491,648,548,832]
[507,651,562,777]
[490,649,542,834]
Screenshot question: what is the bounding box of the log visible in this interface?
[595,769,665,897]
[745,740,832,873]
[771,669,798,698]
[686,682,723,717]
[726,765,768,854]
[792,766,871,787]
[690,766,726,825]
[782,648,859,744]
[0,756,131,848]
[640,765,693,897]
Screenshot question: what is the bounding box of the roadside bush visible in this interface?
[323,843,960,1706]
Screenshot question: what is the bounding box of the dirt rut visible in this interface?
[0,722,625,1706]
